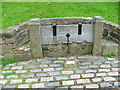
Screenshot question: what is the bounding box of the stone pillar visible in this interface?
[92,16,104,56]
[29,18,43,59]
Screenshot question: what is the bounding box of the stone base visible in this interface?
[102,40,118,56]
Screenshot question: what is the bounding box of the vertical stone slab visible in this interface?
[92,16,104,56]
[29,18,43,58]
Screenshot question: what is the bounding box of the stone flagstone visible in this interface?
[62,80,74,85]
[32,83,45,88]
[41,77,53,82]
[11,66,23,70]
[76,79,90,84]
[18,84,29,88]
[70,74,80,79]
[25,78,38,83]
[0,80,7,85]
[10,79,22,84]
[47,82,60,87]
[104,77,116,81]
[86,84,99,88]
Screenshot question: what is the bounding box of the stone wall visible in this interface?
[1,17,120,60]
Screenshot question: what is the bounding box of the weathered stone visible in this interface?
[71,86,83,88]
[79,66,88,69]
[81,74,94,78]
[32,83,45,88]
[43,68,55,72]
[54,60,64,63]
[92,78,102,82]
[100,64,111,68]
[36,73,48,77]
[10,79,22,84]
[62,71,74,75]
[104,77,116,81]
[89,65,99,68]
[100,82,112,88]
[11,66,23,70]
[0,75,4,79]
[77,79,90,84]
[86,84,99,88]
[25,78,38,83]
[47,82,60,87]
[18,84,29,88]
[93,62,102,65]
[24,65,38,69]
[3,66,10,70]
[49,72,61,76]
[40,64,48,67]
[75,70,83,74]
[107,58,116,60]
[50,64,61,67]
[41,61,51,64]
[111,68,119,71]
[70,74,80,79]
[48,57,57,61]
[41,77,53,82]
[96,73,107,77]
[62,80,74,85]
[16,70,27,73]
[2,71,12,73]
[92,16,104,56]
[17,61,28,65]
[79,62,91,65]
[29,18,43,58]
[56,76,69,80]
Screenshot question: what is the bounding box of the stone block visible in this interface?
[92,78,102,82]
[62,80,74,85]
[0,80,7,85]
[49,72,61,76]
[76,79,90,84]
[102,40,118,56]
[86,84,99,88]
[20,74,34,78]
[104,77,116,81]
[47,82,60,87]
[100,82,112,88]
[18,84,29,88]
[32,83,44,88]
[96,73,107,77]
[36,73,48,77]
[6,75,18,78]
[10,79,22,84]
[43,68,55,72]
[41,77,53,82]
[62,71,74,75]
[55,76,69,80]
[25,78,38,83]
[81,74,94,78]
[16,70,27,73]
[3,85,16,88]
[70,74,80,79]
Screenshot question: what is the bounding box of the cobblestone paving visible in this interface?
[0,56,120,89]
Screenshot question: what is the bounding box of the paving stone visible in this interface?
[17,61,28,65]
[32,83,45,88]
[55,67,63,71]
[54,60,64,63]
[98,69,110,72]
[105,61,112,64]
[98,58,107,60]
[6,75,18,78]
[107,58,116,60]
[71,86,84,88]
[62,71,74,75]
[85,70,97,73]
[92,78,102,82]
[111,68,119,71]
[112,64,119,67]
[7,63,16,66]
[113,60,119,64]
[77,59,87,62]
[47,82,60,87]
[48,57,57,61]
[58,57,67,60]
[25,78,38,83]
[11,66,23,70]
[0,75,4,79]
[79,66,88,69]
[24,65,38,69]
[10,79,22,84]
[100,64,111,68]
[69,57,76,60]
[15,70,27,73]
[50,64,61,67]
[96,73,107,77]
[114,82,120,86]
[66,61,75,64]
[41,77,53,82]
[20,74,34,78]
[3,66,10,70]
[108,72,119,76]
[42,61,51,64]
[49,72,61,76]
[93,62,102,65]
[79,62,91,65]
[86,84,99,88]
[76,79,90,84]
[0,80,7,85]
[2,71,12,73]
[56,76,69,80]
[36,73,48,77]
[75,70,83,74]
[100,82,112,88]
[62,80,74,85]
[81,74,94,78]
[40,64,48,68]
[18,84,29,88]
[88,65,99,68]
[104,77,116,81]
[43,68,55,72]
[3,85,16,88]
[70,74,80,79]
[30,69,42,73]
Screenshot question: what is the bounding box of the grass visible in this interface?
[2,2,119,29]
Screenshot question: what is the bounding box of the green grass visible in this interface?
[2,2,119,29]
